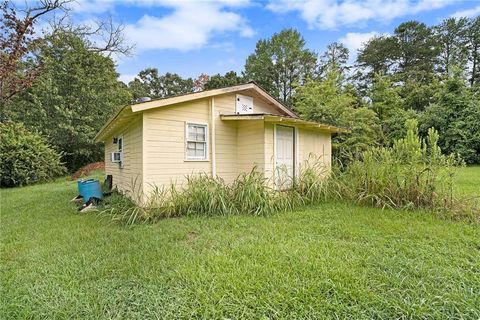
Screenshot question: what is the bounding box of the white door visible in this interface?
[275,125,295,188]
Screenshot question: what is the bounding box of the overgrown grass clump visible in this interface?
[335,120,479,221]
[102,162,331,224]
[102,121,478,225]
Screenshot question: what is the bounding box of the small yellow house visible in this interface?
[94,82,347,203]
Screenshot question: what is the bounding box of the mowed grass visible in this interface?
[455,165,480,197]
[1,168,479,319]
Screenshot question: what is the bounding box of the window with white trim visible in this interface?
[186,123,208,160]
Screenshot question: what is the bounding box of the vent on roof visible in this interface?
[235,94,253,114]
[137,97,152,103]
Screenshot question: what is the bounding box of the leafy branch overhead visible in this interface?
[0,0,70,102]
[0,0,133,103]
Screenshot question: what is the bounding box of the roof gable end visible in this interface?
[130,82,298,118]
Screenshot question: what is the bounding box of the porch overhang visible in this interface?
[220,114,350,134]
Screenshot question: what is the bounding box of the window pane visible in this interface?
[187,126,196,140]
[187,148,196,157]
[196,127,205,141]
[196,133,205,142]
[186,124,207,159]
[196,148,205,157]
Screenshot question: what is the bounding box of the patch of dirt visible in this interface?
[186,232,198,242]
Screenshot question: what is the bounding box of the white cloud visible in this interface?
[339,31,384,55]
[267,0,457,30]
[450,5,480,19]
[70,0,252,14]
[68,0,254,52]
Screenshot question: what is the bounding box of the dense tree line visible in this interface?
[2,0,479,186]
[130,18,479,164]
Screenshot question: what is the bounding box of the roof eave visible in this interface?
[220,114,350,134]
[94,105,131,142]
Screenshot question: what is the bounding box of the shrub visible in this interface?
[336,120,478,221]
[0,122,66,187]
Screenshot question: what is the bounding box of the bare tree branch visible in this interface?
[49,15,134,56]
[1,0,133,104]
[0,0,71,103]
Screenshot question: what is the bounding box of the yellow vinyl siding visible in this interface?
[264,123,275,182]
[217,93,286,116]
[104,116,143,199]
[253,97,279,114]
[236,120,265,174]
[213,94,238,184]
[298,128,332,169]
[142,99,211,196]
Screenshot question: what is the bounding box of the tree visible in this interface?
[3,32,132,171]
[0,0,69,103]
[419,72,480,163]
[204,71,244,90]
[193,73,210,92]
[318,42,349,77]
[295,69,381,161]
[357,36,397,81]
[434,18,469,76]
[393,21,439,83]
[128,68,193,100]
[0,1,131,104]
[402,78,440,111]
[466,16,480,86]
[357,21,438,86]
[369,74,416,145]
[244,29,317,106]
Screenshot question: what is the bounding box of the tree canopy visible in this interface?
[243,29,317,106]
[128,69,193,100]
[3,32,131,170]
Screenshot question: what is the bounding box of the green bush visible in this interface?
[0,122,66,187]
[336,120,478,221]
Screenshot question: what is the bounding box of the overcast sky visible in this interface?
[60,0,480,83]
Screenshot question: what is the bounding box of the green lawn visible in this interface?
[1,168,479,319]
[455,165,480,197]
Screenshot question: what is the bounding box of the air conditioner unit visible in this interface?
[236,94,253,114]
[110,152,122,163]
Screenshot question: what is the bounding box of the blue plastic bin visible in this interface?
[77,179,103,203]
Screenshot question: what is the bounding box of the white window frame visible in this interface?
[185,122,209,161]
